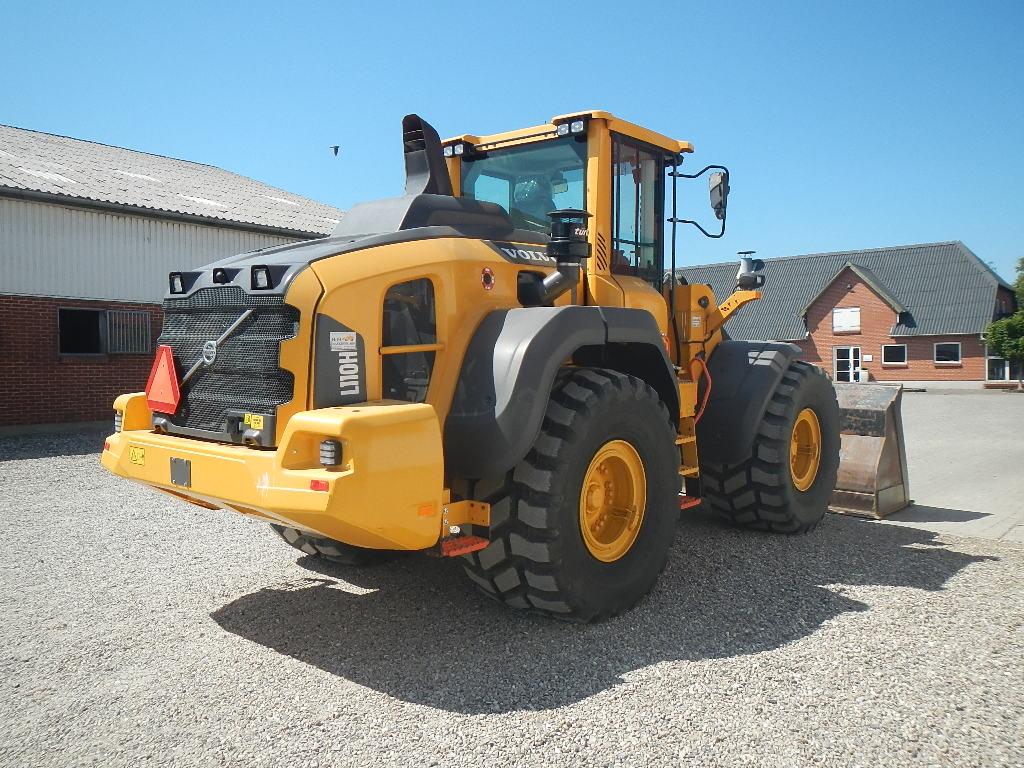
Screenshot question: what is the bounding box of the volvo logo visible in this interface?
[202,340,218,366]
[180,309,253,385]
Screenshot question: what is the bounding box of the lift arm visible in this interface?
[704,290,762,337]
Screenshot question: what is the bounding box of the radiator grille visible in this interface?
[158,286,298,435]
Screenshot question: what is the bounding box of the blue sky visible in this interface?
[2,0,1022,280]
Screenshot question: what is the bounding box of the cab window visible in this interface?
[611,135,665,288]
[381,278,436,402]
[461,136,587,233]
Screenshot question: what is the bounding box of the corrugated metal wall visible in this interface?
[0,197,298,303]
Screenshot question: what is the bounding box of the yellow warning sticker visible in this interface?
[128,446,146,466]
[243,413,264,430]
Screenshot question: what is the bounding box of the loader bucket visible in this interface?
[829,383,912,519]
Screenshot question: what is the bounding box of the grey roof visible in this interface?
[680,241,1012,340]
[0,124,344,237]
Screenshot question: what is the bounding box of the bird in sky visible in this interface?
[329,145,340,156]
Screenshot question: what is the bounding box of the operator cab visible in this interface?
[444,110,728,296]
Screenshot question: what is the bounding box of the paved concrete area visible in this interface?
[1,430,1023,767]
[874,390,1024,542]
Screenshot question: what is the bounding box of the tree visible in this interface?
[986,311,1024,390]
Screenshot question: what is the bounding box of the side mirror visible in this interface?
[671,163,730,239]
[709,171,729,221]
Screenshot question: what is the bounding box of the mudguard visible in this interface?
[696,340,802,465]
[444,306,678,479]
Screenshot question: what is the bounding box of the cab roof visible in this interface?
[444,110,693,156]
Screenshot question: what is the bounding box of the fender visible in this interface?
[444,306,678,479]
[696,340,802,464]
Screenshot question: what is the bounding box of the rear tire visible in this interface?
[458,367,678,622]
[270,524,388,566]
[701,361,840,533]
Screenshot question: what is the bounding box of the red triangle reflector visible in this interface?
[146,344,181,413]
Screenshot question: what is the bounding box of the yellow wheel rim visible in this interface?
[579,440,646,562]
[790,407,822,492]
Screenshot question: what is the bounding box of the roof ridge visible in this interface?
[954,240,1014,290]
[0,123,222,171]
[679,240,964,270]
[827,261,906,314]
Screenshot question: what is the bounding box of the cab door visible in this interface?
[610,134,666,290]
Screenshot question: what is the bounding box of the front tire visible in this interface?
[701,360,840,533]
[459,368,678,622]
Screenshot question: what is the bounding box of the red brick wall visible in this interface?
[0,295,163,427]
[794,267,986,382]
[996,285,1018,317]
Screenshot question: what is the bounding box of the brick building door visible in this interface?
[833,345,861,382]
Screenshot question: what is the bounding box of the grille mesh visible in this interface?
[158,286,298,434]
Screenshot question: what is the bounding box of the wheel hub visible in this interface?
[790,407,822,492]
[579,440,646,562]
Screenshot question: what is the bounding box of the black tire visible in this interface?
[270,524,388,566]
[458,367,679,622]
[701,360,840,533]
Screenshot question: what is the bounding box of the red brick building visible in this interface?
[682,242,1018,388]
[0,124,344,430]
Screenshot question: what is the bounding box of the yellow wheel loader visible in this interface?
[102,112,841,622]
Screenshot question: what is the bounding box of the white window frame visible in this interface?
[881,344,907,365]
[832,345,862,382]
[832,306,861,333]
[933,341,962,364]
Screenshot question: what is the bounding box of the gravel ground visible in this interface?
[1,430,1022,767]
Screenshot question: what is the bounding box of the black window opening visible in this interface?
[611,134,665,289]
[460,136,587,234]
[934,342,962,363]
[381,278,437,403]
[58,309,105,354]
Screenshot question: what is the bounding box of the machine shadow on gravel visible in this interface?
[211,511,994,715]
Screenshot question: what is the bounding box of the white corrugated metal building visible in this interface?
[0,124,344,429]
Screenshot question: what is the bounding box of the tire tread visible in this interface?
[701,361,839,534]
[458,367,676,622]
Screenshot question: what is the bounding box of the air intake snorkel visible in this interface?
[401,114,453,196]
[529,209,592,305]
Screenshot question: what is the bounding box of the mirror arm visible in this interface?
[671,218,729,239]
[668,164,730,239]
[670,216,726,239]
[670,164,729,181]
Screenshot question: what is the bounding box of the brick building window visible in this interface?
[58,308,151,356]
[106,310,152,354]
[934,342,961,364]
[832,307,860,332]
[882,344,907,364]
[986,345,1021,382]
[58,308,105,355]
